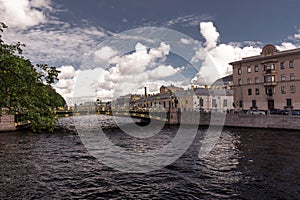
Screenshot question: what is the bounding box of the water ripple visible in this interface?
[0,116,300,199]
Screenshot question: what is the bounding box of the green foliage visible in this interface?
[0,23,66,132]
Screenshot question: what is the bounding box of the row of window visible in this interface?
[238,99,293,108]
[247,85,296,95]
[212,99,228,108]
[238,61,295,75]
[251,99,293,108]
[238,73,296,85]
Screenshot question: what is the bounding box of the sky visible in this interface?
[1,0,300,104]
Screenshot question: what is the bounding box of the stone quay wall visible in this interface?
[178,112,300,130]
[0,110,16,132]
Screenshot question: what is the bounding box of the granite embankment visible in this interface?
[0,112,15,132]
[184,112,300,130]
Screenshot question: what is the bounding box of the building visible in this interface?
[230,44,300,111]
[160,85,184,95]
[210,75,234,112]
[104,82,233,113]
[210,74,233,90]
[0,109,16,131]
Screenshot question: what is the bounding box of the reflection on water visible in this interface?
[0,116,300,199]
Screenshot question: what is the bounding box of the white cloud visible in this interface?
[294,33,300,39]
[93,46,118,63]
[180,38,192,45]
[1,0,110,67]
[192,22,261,85]
[276,42,299,51]
[57,65,76,79]
[200,22,220,50]
[148,65,182,79]
[89,42,181,100]
[3,22,109,67]
[0,0,52,29]
[53,65,77,105]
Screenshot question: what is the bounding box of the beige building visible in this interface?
[230,44,300,111]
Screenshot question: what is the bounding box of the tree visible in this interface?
[0,22,65,132]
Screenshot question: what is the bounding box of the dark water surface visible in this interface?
[1,116,300,199]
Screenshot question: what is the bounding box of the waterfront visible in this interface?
[1,116,300,199]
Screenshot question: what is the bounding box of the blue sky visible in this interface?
[52,0,300,44]
[2,0,300,67]
[1,0,300,103]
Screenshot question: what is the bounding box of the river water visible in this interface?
[1,115,300,199]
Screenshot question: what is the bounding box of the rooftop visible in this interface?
[229,44,300,65]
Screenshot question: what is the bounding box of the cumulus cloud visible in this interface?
[192,22,300,85]
[54,65,77,105]
[276,42,299,51]
[54,42,183,104]
[93,46,118,63]
[200,22,220,50]
[57,65,76,79]
[191,22,261,85]
[0,0,52,29]
[148,65,182,79]
[90,42,180,100]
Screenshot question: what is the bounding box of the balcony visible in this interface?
[263,69,277,75]
[263,82,277,87]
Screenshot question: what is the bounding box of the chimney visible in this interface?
[144,87,147,97]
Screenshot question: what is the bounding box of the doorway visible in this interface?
[268,99,274,110]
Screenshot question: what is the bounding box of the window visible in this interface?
[266,87,274,96]
[255,88,260,95]
[280,62,285,69]
[238,79,242,85]
[239,100,243,108]
[281,86,286,94]
[247,66,251,73]
[290,85,296,94]
[199,98,204,107]
[238,68,242,75]
[223,99,227,107]
[252,100,257,108]
[255,77,259,83]
[281,74,286,81]
[212,99,217,108]
[290,60,294,68]
[264,64,275,71]
[264,75,275,83]
[290,73,295,81]
[248,88,252,95]
[247,78,252,84]
[287,99,292,107]
[255,65,259,72]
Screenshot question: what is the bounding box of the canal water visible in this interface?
[1,115,300,199]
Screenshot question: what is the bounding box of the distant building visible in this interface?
[160,85,184,95]
[211,74,233,90]
[176,88,210,112]
[103,82,233,113]
[176,82,233,113]
[230,44,300,111]
[210,75,234,112]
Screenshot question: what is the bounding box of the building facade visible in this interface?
[230,44,300,111]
